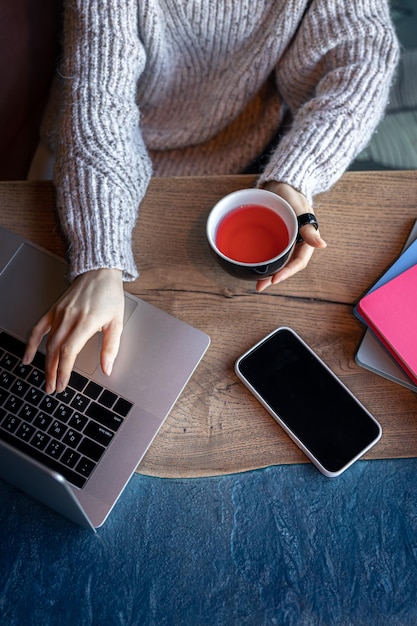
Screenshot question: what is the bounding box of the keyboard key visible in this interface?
[0,352,18,371]
[18,403,38,421]
[84,422,114,447]
[84,381,102,400]
[26,386,44,405]
[13,362,32,379]
[15,423,36,441]
[99,389,118,408]
[33,412,53,431]
[32,351,46,370]
[68,412,88,431]
[62,429,82,448]
[31,431,50,450]
[1,414,21,433]
[85,402,123,431]
[69,371,88,391]
[71,393,90,412]
[75,457,95,479]
[56,387,75,404]
[60,448,81,468]
[54,403,73,422]
[78,437,105,462]
[27,368,44,388]
[10,378,30,397]
[113,397,133,417]
[4,395,23,414]
[0,371,15,389]
[39,396,59,414]
[48,420,67,440]
[45,439,65,460]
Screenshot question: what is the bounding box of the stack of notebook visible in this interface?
[354,221,417,392]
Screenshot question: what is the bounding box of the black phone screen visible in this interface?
[237,328,381,474]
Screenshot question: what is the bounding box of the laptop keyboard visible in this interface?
[0,329,133,488]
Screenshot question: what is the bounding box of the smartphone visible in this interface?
[235,327,382,477]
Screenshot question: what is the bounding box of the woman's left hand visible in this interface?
[256,181,327,292]
[23,268,125,394]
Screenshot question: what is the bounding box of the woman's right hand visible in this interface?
[23,268,125,395]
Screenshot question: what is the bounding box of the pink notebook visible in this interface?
[357,263,417,385]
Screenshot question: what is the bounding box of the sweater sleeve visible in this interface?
[258,0,400,203]
[54,0,152,282]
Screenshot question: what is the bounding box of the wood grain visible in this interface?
[1,172,417,477]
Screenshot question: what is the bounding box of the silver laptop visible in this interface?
[0,226,210,530]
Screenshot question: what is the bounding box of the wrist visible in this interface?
[261,181,311,215]
[84,268,123,276]
[261,180,286,194]
[74,267,123,285]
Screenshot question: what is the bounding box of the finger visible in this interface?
[298,223,327,248]
[271,242,315,284]
[256,276,272,292]
[100,320,123,376]
[47,336,78,394]
[22,313,53,365]
[52,321,103,393]
[256,241,316,292]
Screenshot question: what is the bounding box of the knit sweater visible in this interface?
[43,0,399,281]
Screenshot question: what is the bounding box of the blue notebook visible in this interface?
[355,222,417,391]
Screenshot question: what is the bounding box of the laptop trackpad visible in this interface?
[0,242,136,375]
[0,243,68,338]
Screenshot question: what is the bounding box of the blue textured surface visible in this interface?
[1,458,417,625]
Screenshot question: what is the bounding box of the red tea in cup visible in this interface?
[206,188,298,280]
[215,204,289,263]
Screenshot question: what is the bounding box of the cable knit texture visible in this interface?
[43,0,399,281]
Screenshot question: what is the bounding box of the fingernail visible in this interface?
[104,360,113,376]
[272,273,285,284]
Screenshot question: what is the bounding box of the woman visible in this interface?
[24,0,399,393]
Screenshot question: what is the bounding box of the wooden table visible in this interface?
[1,172,417,477]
